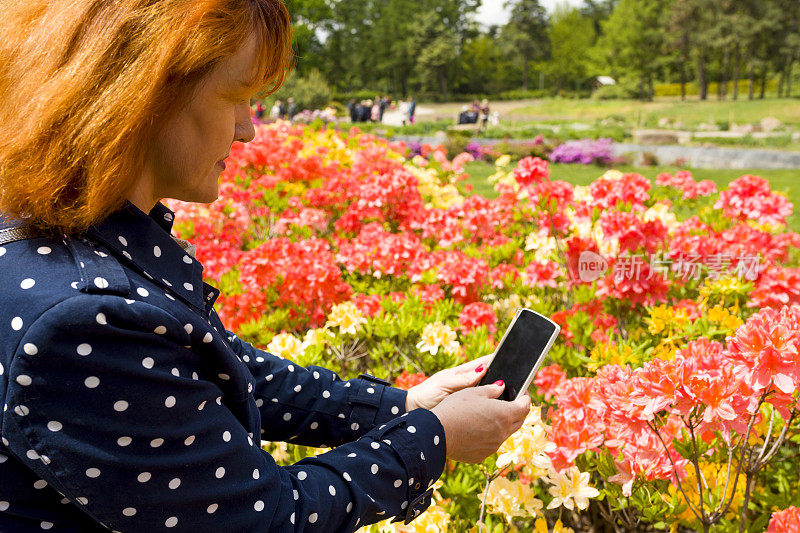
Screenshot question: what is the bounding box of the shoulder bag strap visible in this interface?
[0,224,42,246]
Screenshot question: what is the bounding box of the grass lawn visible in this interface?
[507,97,800,129]
[463,161,800,232]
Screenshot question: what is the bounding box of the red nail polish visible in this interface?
[475,365,484,373]
[494,380,504,386]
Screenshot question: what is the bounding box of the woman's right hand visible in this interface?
[429,381,531,464]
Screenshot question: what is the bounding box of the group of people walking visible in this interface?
[348,96,416,125]
[252,98,298,121]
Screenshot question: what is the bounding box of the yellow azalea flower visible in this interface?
[591,223,619,258]
[325,302,368,336]
[588,341,636,372]
[524,232,558,262]
[479,476,543,523]
[707,305,743,333]
[644,202,679,233]
[646,305,689,336]
[698,275,749,307]
[546,467,600,511]
[601,169,624,181]
[572,185,592,204]
[494,173,521,193]
[302,327,332,349]
[492,295,524,323]
[266,332,304,360]
[495,154,512,168]
[650,343,677,361]
[535,518,575,533]
[416,322,460,356]
[497,408,555,471]
[381,504,450,533]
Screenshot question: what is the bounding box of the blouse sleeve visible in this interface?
[210,313,409,449]
[4,295,446,532]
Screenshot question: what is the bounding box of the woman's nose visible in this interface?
[235,104,256,144]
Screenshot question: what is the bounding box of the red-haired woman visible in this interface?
[0,1,530,531]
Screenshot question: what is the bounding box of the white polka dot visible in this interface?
[77,343,92,356]
[37,246,51,255]
[0,501,8,511]
[371,464,378,474]
[137,472,151,483]
[322,390,330,398]
[165,396,176,408]
[117,436,132,447]
[16,375,32,386]
[47,421,62,432]
[215,467,225,479]
[309,513,318,523]
[40,521,53,529]
[347,502,353,513]
[313,371,320,379]
[137,287,149,298]
[421,452,426,460]
[290,513,295,524]
[142,357,154,369]
[343,472,352,481]
[165,293,175,301]
[394,479,402,487]
[153,246,161,258]
[283,413,291,421]
[297,471,307,480]
[165,517,178,528]
[27,449,40,460]
[197,401,206,411]
[40,455,50,465]
[33,480,47,489]
[401,501,408,510]
[14,405,29,416]
[350,422,359,431]
[76,497,88,505]
[85,376,100,388]
[122,251,132,260]
[20,278,35,290]
[310,422,319,430]
[287,365,295,372]
[292,489,299,501]
[118,236,128,246]
[371,442,380,449]
[367,387,375,394]
[94,277,108,289]
[294,385,302,393]
[254,500,264,512]
[391,406,400,415]
[171,368,180,377]
[207,503,218,514]
[162,278,173,287]
[154,325,167,335]
[222,431,231,442]
[23,343,38,356]
[184,323,193,334]
[407,426,416,433]
[183,255,193,264]
[434,435,440,445]
[11,317,23,331]
[347,453,357,458]
[184,282,193,291]
[122,507,136,517]
[113,401,128,412]
[86,468,101,478]
[265,374,274,382]
[0,455,6,464]
[150,438,164,448]
[329,485,336,496]
[184,435,196,446]
[70,282,79,290]
[168,478,180,489]
[218,373,230,380]
[96,313,107,325]
[203,332,213,343]
[252,469,260,480]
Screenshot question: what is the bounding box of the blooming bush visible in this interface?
[167,120,800,532]
[549,138,615,165]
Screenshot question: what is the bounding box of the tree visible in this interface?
[545,7,596,93]
[501,0,549,92]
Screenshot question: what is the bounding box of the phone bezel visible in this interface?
[484,307,561,401]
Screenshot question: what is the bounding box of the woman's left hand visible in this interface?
[405,354,494,411]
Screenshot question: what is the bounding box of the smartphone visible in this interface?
[477,308,561,401]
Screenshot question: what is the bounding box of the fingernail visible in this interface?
[494,380,504,386]
[475,365,484,373]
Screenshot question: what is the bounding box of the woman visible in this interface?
[0,1,530,531]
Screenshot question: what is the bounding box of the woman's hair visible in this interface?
[0,0,291,236]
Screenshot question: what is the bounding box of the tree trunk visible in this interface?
[788,59,794,98]
[438,67,448,99]
[748,63,755,100]
[732,45,741,101]
[539,71,545,92]
[698,50,708,100]
[760,65,767,99]
[680,62,687,101]
[522,58,529,92]
[778,65,786,98]
[719,46,731,100]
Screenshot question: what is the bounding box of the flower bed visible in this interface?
[167,120,800,532]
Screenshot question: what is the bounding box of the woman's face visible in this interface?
[132,33,260,212]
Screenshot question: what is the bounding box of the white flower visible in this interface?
[416,322,460,356]
[547,467,600,511]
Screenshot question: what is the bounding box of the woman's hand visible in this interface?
[405,354,493,412]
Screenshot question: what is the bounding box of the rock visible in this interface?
[760,117,782,132]
[632,129,681,145]
[658,117,672,128]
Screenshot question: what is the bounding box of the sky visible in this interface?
[475,0,585,27]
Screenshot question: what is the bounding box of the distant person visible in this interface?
[269,99,282,120]
[480,99,490,128]
[409,95,417,124]
[399,99,410,126]
[358,99,371,122]
[379,96,388,121]
[278,99,287,119]
[287,97,297,120]
[371,99,380,122]
[347,98,357,122]
[254,100,265,120]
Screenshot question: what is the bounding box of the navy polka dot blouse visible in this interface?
[0,201,446,532]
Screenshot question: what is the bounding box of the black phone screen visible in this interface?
[477,309,559,401]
